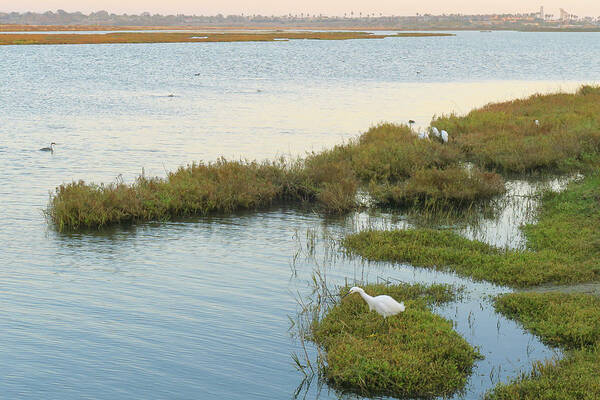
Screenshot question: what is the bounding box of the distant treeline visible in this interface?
[1,10,599,29]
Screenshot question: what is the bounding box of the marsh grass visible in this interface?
[432,85,600,174]
[309,283,480,398]
[370,166,506,207]
[48,124,501,231]
[307,123,505,208]
[48,157,357,230]
[344,172,600,287]
[486,292,600,399]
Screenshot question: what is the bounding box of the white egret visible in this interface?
[418,130,429,140]
[408,120,415,128]
[534,119,540,127]
[440,130,449,143]
[431,126,440,137]
[40,142,56,152]
[344,286,405,318]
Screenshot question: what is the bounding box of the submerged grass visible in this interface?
[486,292,600,399]
[311,283,480,398]
[344,173,600,287]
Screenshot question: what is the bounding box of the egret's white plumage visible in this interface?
[417,130,429,140]
[431,127,440,137]
[346,286,405,318]
[534,119,540,127]
[40,142,56,152]
[440,130,449,143]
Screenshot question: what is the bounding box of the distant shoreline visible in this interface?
[1,24,600,33]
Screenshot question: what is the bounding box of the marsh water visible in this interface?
[1,31,599,399]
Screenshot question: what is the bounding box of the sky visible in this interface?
[2,1,599,18]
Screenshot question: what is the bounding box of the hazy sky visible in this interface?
[3,1,599,18]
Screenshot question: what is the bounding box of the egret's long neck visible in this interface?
[358,291,375,307]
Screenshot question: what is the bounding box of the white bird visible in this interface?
[431,126,440,137]
[534,119,540,127]
[40,142,56,152]
[440,130,449,143]
[418,130,429,140]
[344,286,405,318]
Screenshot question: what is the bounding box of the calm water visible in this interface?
[1,31,599,399]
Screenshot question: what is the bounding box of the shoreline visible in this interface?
[2,24,600,33]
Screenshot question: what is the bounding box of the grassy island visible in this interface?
[0,31,452,46]
[311,283,480,398]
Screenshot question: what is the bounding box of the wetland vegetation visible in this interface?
[48,85,600,231]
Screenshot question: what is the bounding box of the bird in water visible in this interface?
[344,286,405,318]
[40,142,56,152]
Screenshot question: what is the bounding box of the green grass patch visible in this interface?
[344,173,600,287]
[486,292,600,399]
[495,292,600,349]
[487,346,600,400]
[311,283,481,398]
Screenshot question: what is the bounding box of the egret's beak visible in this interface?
[341,291,351,299]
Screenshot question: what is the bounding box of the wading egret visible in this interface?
[344,286,405,318]
[440,130,449,143]
[431,126,440,137]
[40,142,56,152]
